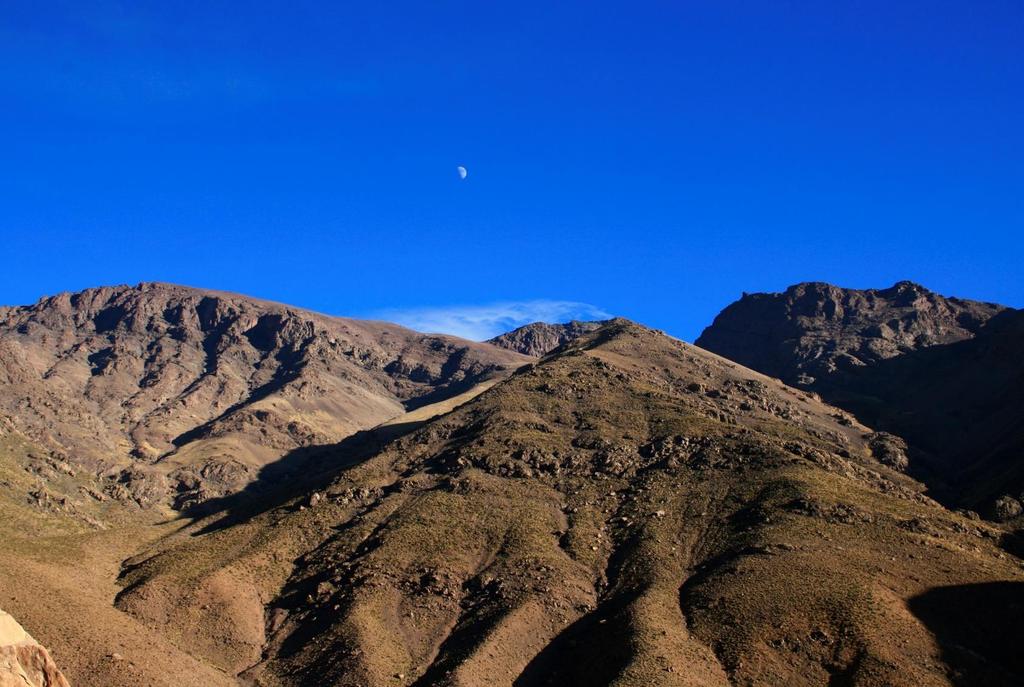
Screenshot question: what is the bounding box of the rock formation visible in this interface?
[0,609,70,687]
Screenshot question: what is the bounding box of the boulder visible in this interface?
[0,609,70,687]
[991,495,1023,522]
[867,432,910,472]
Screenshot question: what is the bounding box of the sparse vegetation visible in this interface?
[1,290,1021,687]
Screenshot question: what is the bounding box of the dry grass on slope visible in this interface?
[113,321,1024,687]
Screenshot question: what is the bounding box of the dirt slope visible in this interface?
[114,320,1024,686]
[0,283,528,509]
[0,416,241,686]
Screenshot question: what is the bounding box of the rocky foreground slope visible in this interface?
[0,609,69,687]
[112,320,1024,686]
[697,281,1024,515]
[0,283,527,511]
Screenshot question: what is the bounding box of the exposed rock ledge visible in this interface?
[0,609,70,687]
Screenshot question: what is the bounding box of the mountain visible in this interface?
[111,320,1024,686]
[2,288,1022,687]
[0,283,528,511]
[695,281,1005,387]
[487,320,605,356]
[697,281,1023,514]
[822,308,1024,513]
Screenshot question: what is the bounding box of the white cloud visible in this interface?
[372,300,611,341]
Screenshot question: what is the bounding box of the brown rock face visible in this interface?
[0,283,528,509]
[0,610,70,687]
[487,320,605,356]
[695,281,1004,386]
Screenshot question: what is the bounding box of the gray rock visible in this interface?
[991,495,1023,522]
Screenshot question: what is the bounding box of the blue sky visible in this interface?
[1,2,1021,340]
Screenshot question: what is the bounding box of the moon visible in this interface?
[457,165,468,180]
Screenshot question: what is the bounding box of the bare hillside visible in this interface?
[0,283,528,510]
[110,320,1024,687]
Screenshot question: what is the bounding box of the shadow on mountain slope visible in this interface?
[818,309,1024,511]
[182,420,425,536]
[511,591,639,687]
[907,582,1024,687]
[178,375,499,535]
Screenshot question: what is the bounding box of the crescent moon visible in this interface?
[457,166,468,180]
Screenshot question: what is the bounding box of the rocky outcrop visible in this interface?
[867,432,910,472]
[0,609,70,687]
[991,495,1023,522]
[0,283,528,509]
[696,281,1004,386]
[487,320,605,356]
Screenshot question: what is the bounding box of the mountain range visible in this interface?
[0,283,526,512]
[1,281,1021,687]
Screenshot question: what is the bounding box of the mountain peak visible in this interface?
[487,319,607,356]
[696,280,1022,513]
[697,280,1006,385]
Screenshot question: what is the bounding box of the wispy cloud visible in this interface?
[373,300,611,341]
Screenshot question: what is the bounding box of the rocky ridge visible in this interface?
[695,280,1004,386]
[697,281,1023,515]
